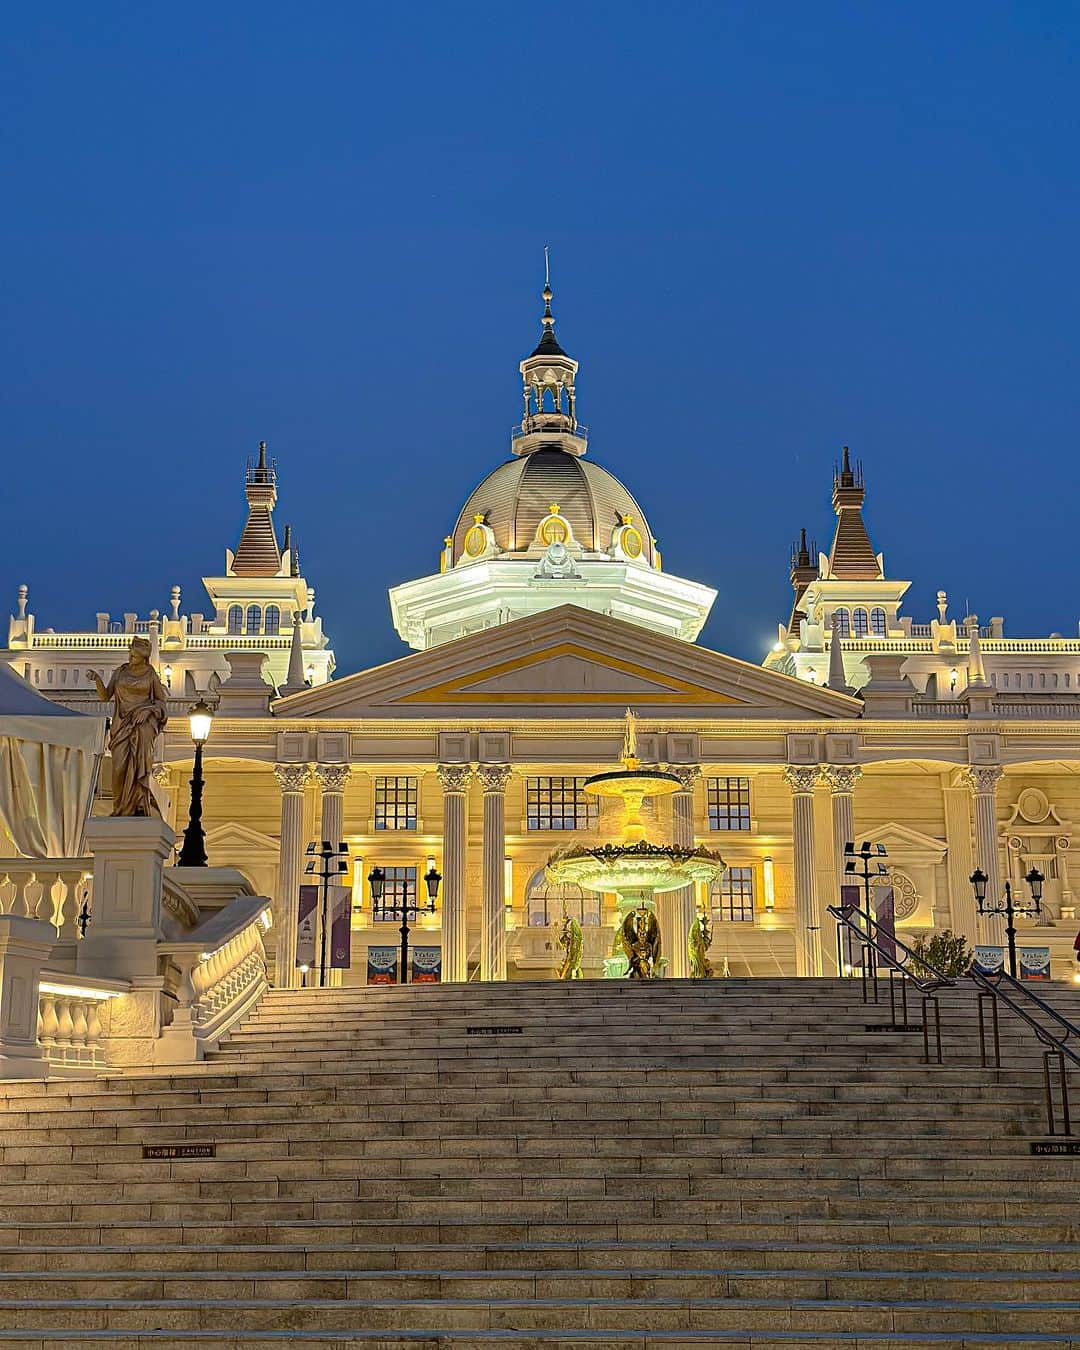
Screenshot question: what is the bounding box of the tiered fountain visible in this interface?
[545,710,727,977]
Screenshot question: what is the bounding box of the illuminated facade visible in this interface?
[6,283,1080,985]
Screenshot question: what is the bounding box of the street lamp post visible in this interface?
[177,699,214,867]
[367,862,442,985]
[969,865,1045,979]
[840,840,888,978]
[305,841,350,989]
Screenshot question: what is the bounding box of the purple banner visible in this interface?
[873,885,896,963]
[838,884,863,973]
[329,884,352,969]
[296,885,318,967]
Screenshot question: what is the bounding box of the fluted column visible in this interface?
[823,764,861,893]
[783,765,822,977]
[666,766,701,979]
[315,764,352,847]
[274,764,312,988]
[965,765,1004,946]
[478,764,511,982]
[438,765,472,982]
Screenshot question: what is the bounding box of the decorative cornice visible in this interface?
[964,765,1003,796]
[437,763,473,794]
[313,763,352,794]
[476,763,512,795]
[822,764,862,795]
[669,764,702,793]
[273,763,312,794]
[782,764,822,795]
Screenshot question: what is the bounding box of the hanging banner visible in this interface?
[329,884,352,969]
[367,946,398,985]
[296,885,318,968]
[973,945,1005,976]
[838,884,863,972]
[873,884,896,963]
[1019,946,1051,981]
[411,946,442,983]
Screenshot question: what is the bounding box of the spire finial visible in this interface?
[258,440,267,469]
[541,246,554,331]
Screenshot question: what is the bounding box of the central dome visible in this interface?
[452,447,655,565]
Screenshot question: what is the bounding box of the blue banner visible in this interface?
[411,946,442,983]
[367,945,398,985]
[1019,946,1051,981]
[974,945,1005,976]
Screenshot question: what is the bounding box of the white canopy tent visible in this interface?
[0,664,106,857]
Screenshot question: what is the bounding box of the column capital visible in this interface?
[964,765,1003,796]
[437,763,473,794]
[822,764,862,795]
[782,764,821,795]
[476,763,512,795]
[669,764,702,792]
[274,763,312,794]
[313,763,352,794]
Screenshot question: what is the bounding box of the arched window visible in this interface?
[264,604,280,636]
[870,607,886,636]
[1066,674,1072,688]
[246,604,261,635]
[1040,673,1047,689]
[832,608,850,637]
[1002,673,1009,689]
[227,605,243,635]
[525,869,601,927]
[852,608,869,637]
[1028,673,1035,689]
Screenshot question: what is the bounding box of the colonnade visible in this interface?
[268,755,1010,985]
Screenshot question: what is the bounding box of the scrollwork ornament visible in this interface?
[314,763,352,794]
[437,763,473,794]
[274,763,312,795]
[822,764,862,795]
[964,765,1003,797]
[782,765,822,795]
[476,763,512,795]
[670,764,702,793]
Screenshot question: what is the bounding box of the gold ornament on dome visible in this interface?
[464,522,488,557]
[540,515,568,545]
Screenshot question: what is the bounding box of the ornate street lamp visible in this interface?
[305,841,350,988]
[367,862,441,984]
[969,865,1044,979]
[177,699,214,867]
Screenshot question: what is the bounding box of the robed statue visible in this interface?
[688,908,715,980]
[87,637,169,817]
[555,913,584,980]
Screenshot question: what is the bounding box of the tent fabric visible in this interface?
[0,662,106,856]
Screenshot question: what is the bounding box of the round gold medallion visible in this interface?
[464,524,487,557]
[622,526,642,558]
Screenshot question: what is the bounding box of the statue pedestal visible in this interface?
[0,915,56,1079]
[78,817,175,981]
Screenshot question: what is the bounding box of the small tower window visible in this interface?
[852,608,869,637]
[870,607,886,636]
[246,604,261,635]
[227,605,243,635]
[833,609,850,638]
[264,605,280,636]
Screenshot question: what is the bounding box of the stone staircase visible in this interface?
[0,977,1077,1349]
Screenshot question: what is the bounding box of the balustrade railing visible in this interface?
[0,859,91,947]
[36,974,129,1069]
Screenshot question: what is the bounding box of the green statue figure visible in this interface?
[555,913,584,979]
[688,907,714,979]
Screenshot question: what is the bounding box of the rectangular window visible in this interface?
[527,888,602,927]
[374,865,417,922]
[374,776,418,831]
[707,776,751,831]
[526,776,599,831]
[714,866,755,922]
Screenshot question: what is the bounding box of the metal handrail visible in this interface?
[827,904,953,1063]
[968,968,1080,1066]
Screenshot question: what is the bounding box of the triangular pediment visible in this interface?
[863,821,947,863]
[274,606,863,721]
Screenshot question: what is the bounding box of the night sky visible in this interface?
[4,4,1079,674]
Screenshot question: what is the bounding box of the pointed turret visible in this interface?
[232,442,282,577]
[828,447,881,580]
[515,250,586,457]
[788,528,819,629]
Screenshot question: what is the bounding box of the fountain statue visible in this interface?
[546,708,727,978]
[687,905,715,979]
[554,912,584,980]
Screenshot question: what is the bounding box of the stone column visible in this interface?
[783,766,822,977]
[943,779,979,945]
[438,765,472,983]
[0,915,56,1080]
[666,766,701,979]
[965,765,1005,946]
[274,764,312,988]
[823,764,862,895]
[478,765,511,982]
[315,764,352,848]
[77,817,175,981]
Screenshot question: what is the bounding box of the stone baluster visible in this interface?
[965,766,1005,946]
[478,765,512,982]
[274,764,312,988]
[438,765,472,983]
[666,766,701,979]
[783,766,823,977]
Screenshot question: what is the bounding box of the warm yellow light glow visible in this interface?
[189,699,213,744]
[258,908,273,930]
[503,856,513,908]
[39,981,123,1001]
[763,856,775,911]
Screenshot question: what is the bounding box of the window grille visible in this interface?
[852,608,869,637]
[711,866,755,921]
[264,604,280,636]
[870,608,886,635]
[374,865,418,921]
[526,777,599,831]
[374,776,418,831]
[707,777,751,831]
[227,605,244,635]
[245,604,261,635]
[833,609,850,637]
[525,876,602,927]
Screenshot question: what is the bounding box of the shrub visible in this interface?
[907,929,973,979]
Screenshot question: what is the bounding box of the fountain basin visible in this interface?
[547,841,727,896]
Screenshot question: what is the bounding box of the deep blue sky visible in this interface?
[4,3,1079,673]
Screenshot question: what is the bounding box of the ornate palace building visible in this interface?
[6,280,1080,983]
